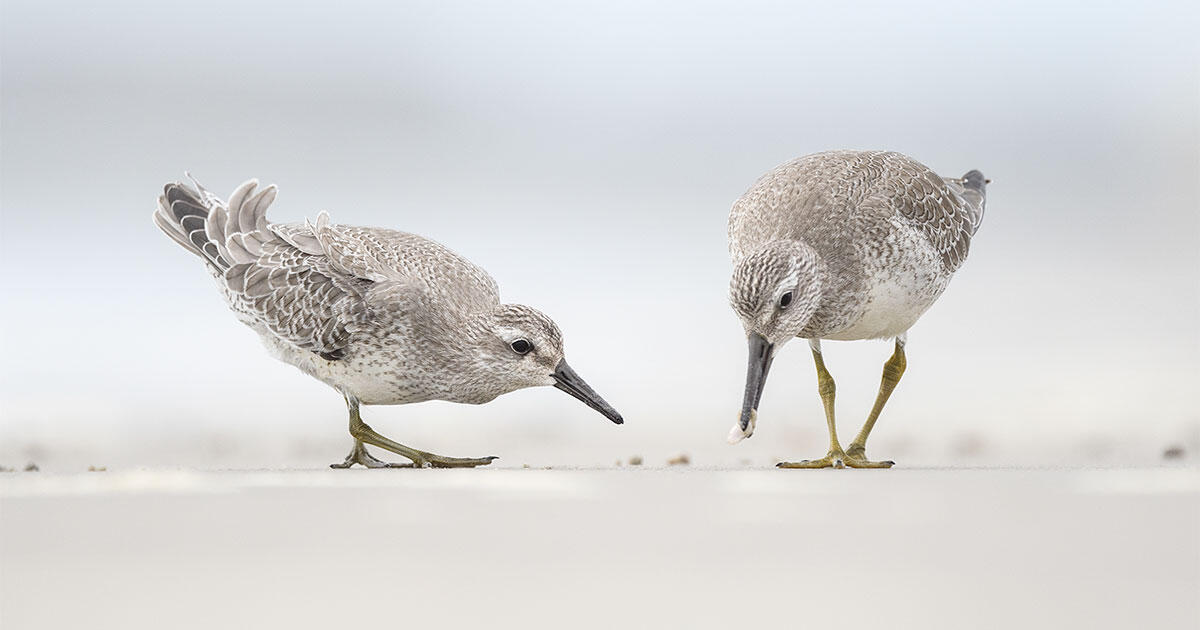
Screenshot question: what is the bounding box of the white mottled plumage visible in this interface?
[154,176,622,468]
[727,150,986,455]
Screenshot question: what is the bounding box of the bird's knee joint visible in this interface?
[818,379,836,397]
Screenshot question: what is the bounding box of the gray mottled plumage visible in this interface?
[727,150,986,447]
[154,176,620,467]
[729,150,985,342]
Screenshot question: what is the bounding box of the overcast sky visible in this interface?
[2,0,1197,465]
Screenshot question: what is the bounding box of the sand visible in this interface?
[2,466,1197,629]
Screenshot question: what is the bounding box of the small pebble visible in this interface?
[88,465,107,472]
[24,462,39,472]
[1163,445,1185,460]
[667,453,691,466]
[0,466,13,473]
[628,455,643,466]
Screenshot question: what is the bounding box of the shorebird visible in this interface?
[726,150,986,468]
[154,176,623,468]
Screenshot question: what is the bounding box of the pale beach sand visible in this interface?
[1,467,1197,629]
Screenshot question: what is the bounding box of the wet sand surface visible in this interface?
[2,467,1197,629]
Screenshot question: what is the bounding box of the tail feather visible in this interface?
[152,202,200,254]
[961,169,986,195]
[153,175,280,272]
[953,169,987,235]
[226,180,258,237]
[195,179,230,249]
[154,183,229,269]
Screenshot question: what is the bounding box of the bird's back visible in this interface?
[728,150,985,272]
[273,220,501,312]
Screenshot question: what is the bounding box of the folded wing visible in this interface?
[156,178,372,360]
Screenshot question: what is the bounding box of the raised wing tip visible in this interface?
[231,178,259,194]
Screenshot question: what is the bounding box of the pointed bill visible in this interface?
[553,359,624,424]
[729,333,773,444]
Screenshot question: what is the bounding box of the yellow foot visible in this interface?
[843,445,894,469]
[330,441,498,469]
[777,449,847,469]
[331,442,410,469]
[777,447,895,469]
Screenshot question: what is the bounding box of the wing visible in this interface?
[175,177,502,360]
[224,240,373,360]
[877,153,986,271]
[168,178,368,360]
[272,213,501,314]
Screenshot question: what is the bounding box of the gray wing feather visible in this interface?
[871,153,986,271]
[156,176,373,358]
[272,212,500,311]
[309,211,403,282]
[158,175,498,359]
[224,241,372,357]
[271,223,326,255]
[225,180,257,240]
[217,180,279,265]
[868,153,979,271]
[200,180,372,358]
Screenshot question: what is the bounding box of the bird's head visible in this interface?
[476,303,623,424]
[727,239,824,443]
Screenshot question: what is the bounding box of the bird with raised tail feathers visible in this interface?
[726,150,986,468]
[154,176,623,468]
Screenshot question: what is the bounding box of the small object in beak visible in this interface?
[552,359,624,424]
[727,409,757,444]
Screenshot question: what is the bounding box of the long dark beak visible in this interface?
[553,359,624,424]
[731,332,774,443]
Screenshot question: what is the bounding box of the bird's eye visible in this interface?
[779,291,794,310]
[510,339,533,355]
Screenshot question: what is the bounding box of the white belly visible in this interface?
[824,222,950,341]
[254,329,436,405]
[217,273,445,406]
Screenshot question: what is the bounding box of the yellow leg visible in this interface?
[332,395,498,469]
[843,339,906,468]
[778,341,848,469]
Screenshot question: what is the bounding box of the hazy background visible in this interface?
[2,0,1197,468]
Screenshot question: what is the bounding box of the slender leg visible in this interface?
[843,337,906,468]
[778,339,848,469]
[330,395,498,469]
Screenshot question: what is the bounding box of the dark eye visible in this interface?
[510,339,532,355]
[779,291,793,310]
